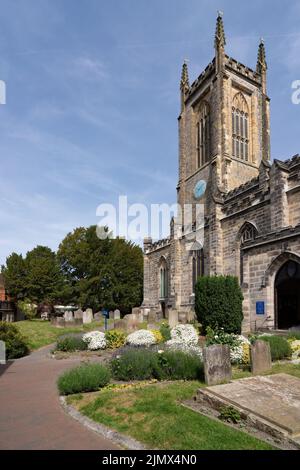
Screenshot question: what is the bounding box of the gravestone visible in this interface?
[114,309,121,320]
[51,317,65,328]
[132,312,144,323]
[0,340,5,364]
[74,318,83,326]
[109,310,114,320]
[178,312,187,324]
[132,307,141,315]
[64,311,74,322]
[148,310,157,323]
[83,309,93,324]
[94,312,102,321]
[168,309,179,329]
[74,309,83,320]
[203,344,232,386]
[251,340,272,375]
[114,319,126,330]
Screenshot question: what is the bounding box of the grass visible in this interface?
[232,361,300,380]
[68,381,273,450]
[15,319,106,350]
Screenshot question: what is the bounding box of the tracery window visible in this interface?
[196,103,210,168]
[192,249,204,292]
[232,93,249,161]
[159,259,168,299]
[240,223,257,244]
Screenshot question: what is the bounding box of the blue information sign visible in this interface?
[256,301,265,315]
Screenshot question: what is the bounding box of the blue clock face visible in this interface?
[194,180,207,200]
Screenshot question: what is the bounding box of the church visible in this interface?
[140,14,300,332]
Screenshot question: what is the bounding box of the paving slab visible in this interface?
[197,373,300,439]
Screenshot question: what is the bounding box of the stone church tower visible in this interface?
[141,14,300,332]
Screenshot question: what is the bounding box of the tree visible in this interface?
[1,253,27,300]
[24,246,67,304]
[195,275,244,334]
[57,226,143,313]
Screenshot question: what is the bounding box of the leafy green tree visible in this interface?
[57,226,143,313]
[24,246,66,304]
[1,253,27,300]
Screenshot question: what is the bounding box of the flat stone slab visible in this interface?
[198,374,300,438]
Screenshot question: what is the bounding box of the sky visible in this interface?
[0,0,300,265]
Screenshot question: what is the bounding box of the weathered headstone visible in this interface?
[114,309,121,320]
[132,307,141,315]
[148,310,157,323]
[109,310,114,320]
[114,319,126,330]
[83,309,93,324]
[51,317,65,328]
[0,340,6,364]
[94,312,102,321]
[74,318,83,326]
[178,312,187,324]
[251,340,272,375]
[203,344,232,386]
[168,309,179,329]
[147,323,157,331]
[74,309,83,320]
[156,311,164,321]
[64,311,74,322]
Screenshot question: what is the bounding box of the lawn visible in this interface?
[15,319,106,350]
[232,361,300,380]
[67,381,273,450]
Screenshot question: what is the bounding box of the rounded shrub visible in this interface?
[0,322,29,359]
[260,335,292,361]
[57,363,111,395]
[56,336,87,352]
[195,275,243,334]
[105,329,126,349]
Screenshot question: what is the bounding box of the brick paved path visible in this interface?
[0,346,120,450]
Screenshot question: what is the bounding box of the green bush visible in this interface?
[56,336,87,352]
[57,363,111,395]
[18,300,37,320]
[195,275,243,334]
[110,348,203,381]
[0,322,29,359]
[259,335,292,361]
[159,322,171,341]
[105,329,126,349]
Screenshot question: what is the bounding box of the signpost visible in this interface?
[101,309,109,330]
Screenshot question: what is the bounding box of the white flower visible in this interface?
[158,350,164,354]
[82,331,107,350]
[165,339,203,359]
[170,324,199,346]
[126,329,156,347]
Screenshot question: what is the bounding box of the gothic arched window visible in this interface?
[192,248,204,292]
[240,222,257,244]
[196,103,210,168]
[159,258,168,299]
[232,93,249,161]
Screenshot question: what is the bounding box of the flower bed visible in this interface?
[126,329,157,347]
[82,331,107,350]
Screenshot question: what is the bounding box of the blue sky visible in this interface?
[0,0,300,264]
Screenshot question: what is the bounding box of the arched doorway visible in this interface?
[275,260,300,329]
